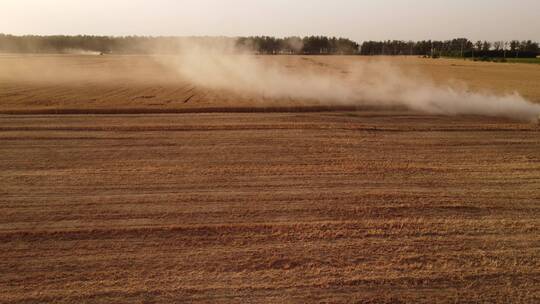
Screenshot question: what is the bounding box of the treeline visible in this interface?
[1,34,539,57]
[236,36,359,54]
[0,34,184,54]
[360,38,540,58]
[0,34,359,55]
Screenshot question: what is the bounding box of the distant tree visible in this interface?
[475,41,483,51]
[282,36,303,54]
[510,40,520,57]
[503,41,509,58]
[482,41,492,52]
[520,40,539,53]
[509,40,520,52]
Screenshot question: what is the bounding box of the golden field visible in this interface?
[1,55,539,112]
[1,55,539,303]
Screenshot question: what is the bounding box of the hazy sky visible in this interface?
[2,0,539,41]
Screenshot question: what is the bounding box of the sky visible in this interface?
[1,0,539,42]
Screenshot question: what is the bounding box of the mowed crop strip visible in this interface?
[1,112,539,303]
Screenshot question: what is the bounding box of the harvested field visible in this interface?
[1,55,540,303]
[1,55,540,113]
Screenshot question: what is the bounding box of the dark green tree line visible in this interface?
[1,34,538,57]
[236,36,359,54]
[360,38,539,58]
[0,34,359,55]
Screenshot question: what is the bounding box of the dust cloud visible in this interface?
[164,39,540,122]
[62,49,102,55]
[1,38,539,122]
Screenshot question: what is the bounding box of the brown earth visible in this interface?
[1,55,539,303]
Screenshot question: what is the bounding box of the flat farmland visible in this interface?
[1,55,540,303]
[1,55,540,113]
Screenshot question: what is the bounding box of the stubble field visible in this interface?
[1,55,539,303]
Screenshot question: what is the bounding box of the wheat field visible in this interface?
[1,55,539,303]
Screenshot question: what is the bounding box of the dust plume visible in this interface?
[62,49,102,55]
[163,39,540,122]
